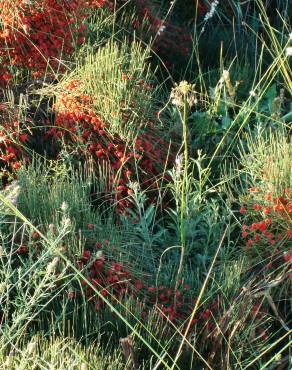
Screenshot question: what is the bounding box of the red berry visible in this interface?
[83,250,90,260]
[135,281,143,290]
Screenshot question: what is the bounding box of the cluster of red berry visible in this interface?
[0,104,32,172]
[75,238,217,329]
[14,226,217,330]
[239,187,292,262]
[77,244,275,343]
[14,231,274,347]
[49,80,169,213]
[0,0,109,85]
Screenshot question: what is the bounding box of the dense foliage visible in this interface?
[0,0,291,369]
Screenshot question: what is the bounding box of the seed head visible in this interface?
[27,341,37,355]
[285,47,292,57]
[0,282,7,294]
[46,257,59,275]
[60,201,68,212]
[170,81,197,108]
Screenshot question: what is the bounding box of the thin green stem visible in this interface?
[176,93,188,290]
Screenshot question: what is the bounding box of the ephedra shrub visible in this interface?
[238,131,291,265]
[234,131,291,340]
[44,41,172,214]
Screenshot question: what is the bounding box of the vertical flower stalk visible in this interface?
[170,81,196,291]
[178,91,188,287]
